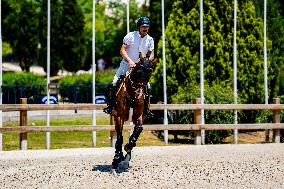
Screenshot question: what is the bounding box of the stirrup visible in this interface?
[103,106,112,114]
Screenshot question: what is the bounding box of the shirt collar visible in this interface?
[135,31,147,38]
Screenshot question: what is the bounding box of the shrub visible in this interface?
[58,70,115,103]
[2,72,46,104]
[171,83,234,144]
[3,72,45,86]
[280,96,284,142]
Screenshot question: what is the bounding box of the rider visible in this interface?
[103,17,154,118]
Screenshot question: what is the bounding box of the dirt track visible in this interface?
[0,144,284,189]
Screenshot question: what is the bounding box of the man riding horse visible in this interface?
[103,17,154,118]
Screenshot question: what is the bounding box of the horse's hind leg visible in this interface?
[112,119,124,169]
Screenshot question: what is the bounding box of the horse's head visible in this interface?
[131,54,157,83]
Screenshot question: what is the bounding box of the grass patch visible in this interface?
[3,118,268,151]
[2,117,167,151]
[3,118,270,150]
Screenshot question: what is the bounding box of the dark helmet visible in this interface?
[137,17,150,30]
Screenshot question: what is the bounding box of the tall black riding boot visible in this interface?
[103,85,116,114]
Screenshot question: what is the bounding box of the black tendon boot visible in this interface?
[112,135,124,169]
[103,85,116,114]
[144,92,154,118]
[123,124,143,169]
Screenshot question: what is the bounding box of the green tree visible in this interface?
[151,0,272,122]
[254,0,284,98]
[78,0,126,69]
[1,1,13,58]
[80,0,146,69]
[38,0,64,76]
[171,82,234,143]
[148,0,174,55]
[2,0,40,71]
[280,65,284,95]
[38,0,86,75]
[103,0,144,67]
[2,42,13,57]
[60,0,86,72]
[109,0,144,32]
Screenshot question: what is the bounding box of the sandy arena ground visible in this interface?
[0,144,284,189]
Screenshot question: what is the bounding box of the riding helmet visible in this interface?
[137,17,150,30]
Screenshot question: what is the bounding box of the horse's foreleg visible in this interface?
[124,115,143,159]
[125,123,143,153]
[114,128,123,158]
[122,120,143,169]
[112,117,124,169]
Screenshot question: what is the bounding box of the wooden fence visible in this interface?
[0,98,283,150]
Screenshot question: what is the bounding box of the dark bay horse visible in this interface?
[110,56,157,170]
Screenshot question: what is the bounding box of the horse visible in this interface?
[109,55,157,171]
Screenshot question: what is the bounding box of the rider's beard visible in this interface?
[140,30,148,37]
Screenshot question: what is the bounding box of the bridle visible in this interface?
[120,60,154,106]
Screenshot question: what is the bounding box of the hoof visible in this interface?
[121,160,129,169]
[121,153,131,169]
[111,169,118,176]
[112,161,119,170]
[112,159,123,170]
[124,153,131,162]
[112,153,124,169]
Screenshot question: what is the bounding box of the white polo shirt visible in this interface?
[123,31,154,63]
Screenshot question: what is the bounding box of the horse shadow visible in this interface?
[92,164,129,174]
